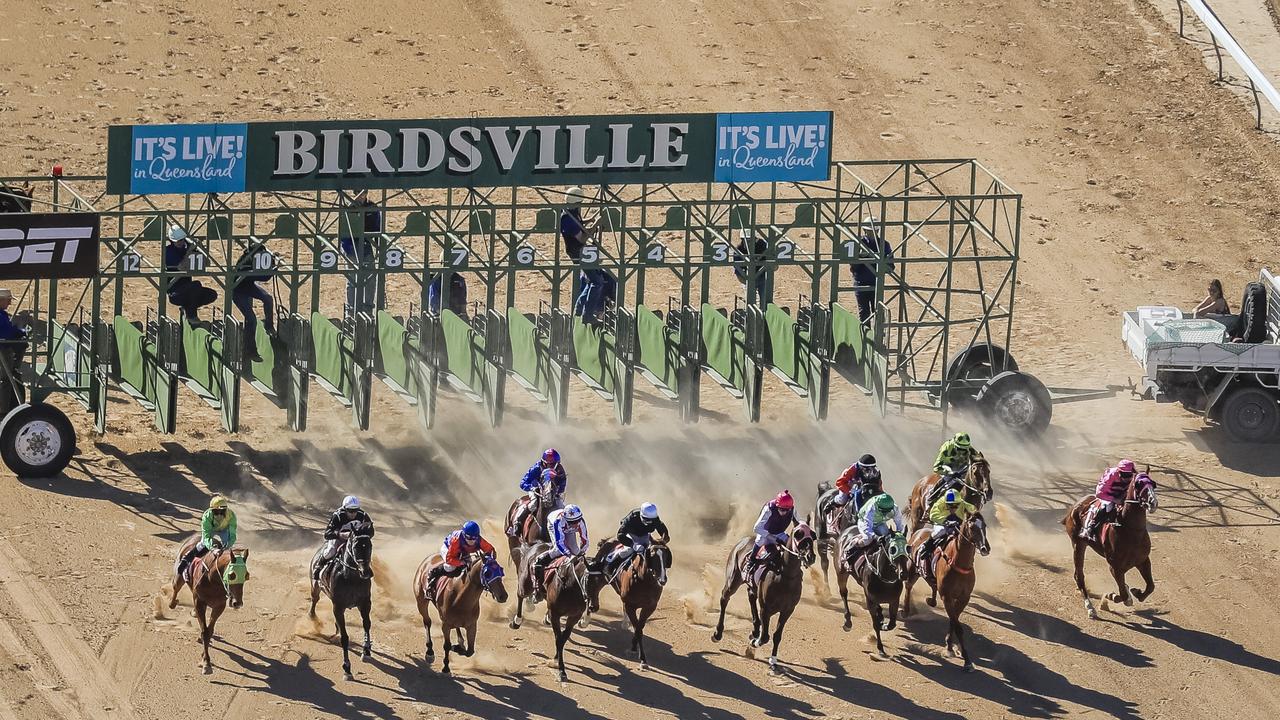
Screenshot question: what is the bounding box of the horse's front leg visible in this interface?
[867,598,887,658]
[441,622,454,675]
[1071,537,1096,620]
[746,589,763,646]
[711,569,741,643]
[754,608,773,650]
[359,598,372,659]
[335,605,353,680]
[464,622,478,658]
[838,570,853,631]
[635,605,654,670]
[1132,558,1156,602]
[196,600,212,675]
[1106,564,1132,606]
[884,589,899,631]
[768,606,794,674]
[419,598,435,661]
[819,541,831,588]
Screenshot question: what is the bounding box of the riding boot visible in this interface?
[531,555,549,601]
[508,507,527,538]
[425,564,446,592]
[313,558,326,581]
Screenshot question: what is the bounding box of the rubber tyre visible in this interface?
[1220,385,1280,443]
[0,403,76,478]
[946,343,1019,383]
[976,370,1052,437]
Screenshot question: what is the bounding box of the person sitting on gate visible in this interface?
[177,495,238,579]
[832,454,882,511]
[733,234,772,308]
[427,272,469,317]
[313,495,375,580]
[0,288,32,357]
[604,502,670,576]
[531,504,589,602]
[231,244,277,363]
[917,489,978,582]
[425,521,496,588]
[1081,459,1138,541]
[509,448,568,537]
[561,187,615,322]
[848,493,906,555]
[164,225,217,322]
[933,431,980,475]
[745,491,799,579]
[341,189,382,315]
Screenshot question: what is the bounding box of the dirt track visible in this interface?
[3,1,1280,718]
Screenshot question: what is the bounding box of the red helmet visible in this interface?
[1117,459,1136,473]
[542,448,560,465]
[774,491,795,510]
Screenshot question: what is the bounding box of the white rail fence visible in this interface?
[1177,0,1280,129]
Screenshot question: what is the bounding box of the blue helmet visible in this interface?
[542,448,560,465]
[462,521,481,538]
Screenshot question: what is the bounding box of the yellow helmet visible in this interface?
[209,495,228,510]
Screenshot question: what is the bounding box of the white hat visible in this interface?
[167,225,188,242]
[563,186,586,205]
[341,495,361,510]
[0,289,11,300]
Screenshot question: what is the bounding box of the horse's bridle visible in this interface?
[336,534,372,580]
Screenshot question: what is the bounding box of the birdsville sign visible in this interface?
[106,111,833,195]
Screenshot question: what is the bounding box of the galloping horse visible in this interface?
[413,552,508,674]
[1063,473,1158,619]
[592,540,671,669]
[711,524,816,673]
[505,485,560,568]
[511,541,603,682]
[811,483,861,587]
[903,513,990,671]
[169,536,250,675]
[837,527,907,658]
[308,521,374,680]
[907,456,993,532]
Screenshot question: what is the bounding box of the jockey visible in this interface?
[933,432,979,475]
[917,489,977,582]
[510,448,568,537]
[1081,459,1137,541]
[605,502,669,573]
[425,521,496,587]
[833,454,882,510]
[313,495,375,580]
[531,504,588,601]
[177,495,238,579]
[849,493,906,555]
[745,491,799,578]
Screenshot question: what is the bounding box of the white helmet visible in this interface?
[341,495,360,510]
[167,224,188,242]
[640,502,659,520]
[563,186,586,206]
[563,504,583,521]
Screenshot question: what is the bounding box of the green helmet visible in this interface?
[953,432,971,448]
[875,493,895,512]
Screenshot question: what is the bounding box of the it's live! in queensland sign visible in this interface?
[106,111,832,195]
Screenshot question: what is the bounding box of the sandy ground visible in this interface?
[2,0,1280,718]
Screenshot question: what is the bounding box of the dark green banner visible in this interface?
[106,111,832,194]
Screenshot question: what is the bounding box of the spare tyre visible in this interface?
[1220,385,1279,442]
[946,343,1019,383]
[0,403,76,478]
[975,370,1052,437]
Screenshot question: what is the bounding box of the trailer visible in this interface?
[1122,268,1280,441]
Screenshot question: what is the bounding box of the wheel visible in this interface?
[1220,385,1279,442]
[975,371,1052,437]
[941,344,1019,408]
[0,403,76,478]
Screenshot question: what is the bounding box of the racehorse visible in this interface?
[505,485,561,568]
[308,521,374,680]
[837,527,907,658]
[1063,473,1158,620]
[412,552,508,675]
[907,456,993,532]
[169,536,250,675]
[592,539,671,669]
[811,482,861,587]
[711,523,816,673]
[510,541,603,682]
[903,513,990,671]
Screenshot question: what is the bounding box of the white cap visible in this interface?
[167,225,188,242]
[640,502,658,520]
[341,495,360,510]
[563,186,585,206]
[563,504,583,521]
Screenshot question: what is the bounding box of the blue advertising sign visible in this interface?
[713,111,832,183]
[125,123,248,195]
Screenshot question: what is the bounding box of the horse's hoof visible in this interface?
[344,672,353,681]
[1123,596,1134,607]
[201,664,212,676]
[509,619,520,630]
[768,657,780,674]
[884,621,897,632]
[711,630,722,643]
[963,662,975,673]
[441,666,451,676]
[558,671,568,683]
[877,650,889,659]
[842,619,852,632]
